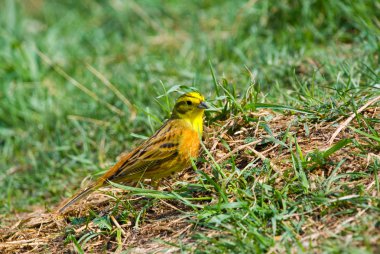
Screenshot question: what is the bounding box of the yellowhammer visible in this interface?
[57,92,208,213]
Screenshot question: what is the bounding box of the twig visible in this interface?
[68,115,111,126]
[87,64,137,120]
[260,143,279,155]
[328,95,380,145]
[0,239,48,247]
[216,139,262,163]
[171,224,192,238]
[110,215,127,236]
[160,200,185,213]
[36,49,125,116]
[248,147,280,172]
[128,0,162,32]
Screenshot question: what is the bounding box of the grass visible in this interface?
[0,0,379,253]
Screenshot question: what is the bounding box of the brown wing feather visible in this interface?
[57,119,186,213]
[97,119,182,184]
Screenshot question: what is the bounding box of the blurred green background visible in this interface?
[0,0,379,215]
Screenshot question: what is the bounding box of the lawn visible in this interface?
[0,0,379,253]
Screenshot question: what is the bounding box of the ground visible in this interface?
[0,1,379,253]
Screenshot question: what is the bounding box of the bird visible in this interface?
[57,91,208,213]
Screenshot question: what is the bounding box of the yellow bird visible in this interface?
[57,92,208,213]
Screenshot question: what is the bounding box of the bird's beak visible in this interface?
[197,101,209,109]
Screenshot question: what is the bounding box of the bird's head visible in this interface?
[171,92,208,133]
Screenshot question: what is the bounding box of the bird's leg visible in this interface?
[151,179,160,190]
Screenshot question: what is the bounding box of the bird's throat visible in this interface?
[171,111,204,135]
[191,116,203,135]
[186,112,203,135]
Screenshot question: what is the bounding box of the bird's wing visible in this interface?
[98,120,182,183]
[56,120,181,213]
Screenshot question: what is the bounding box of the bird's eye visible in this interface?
[186,101,192,105]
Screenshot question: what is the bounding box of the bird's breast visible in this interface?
[178,128,200,163]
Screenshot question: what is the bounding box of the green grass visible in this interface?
[0,0,379,253]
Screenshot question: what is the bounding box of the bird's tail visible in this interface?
[56,183,100,214]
